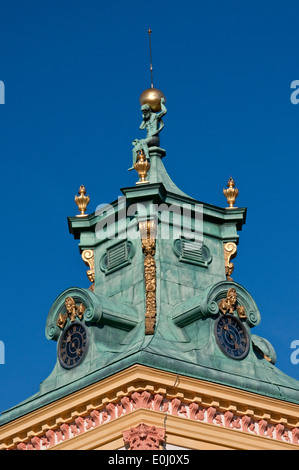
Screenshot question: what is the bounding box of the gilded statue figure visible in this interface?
[129,97,167,170]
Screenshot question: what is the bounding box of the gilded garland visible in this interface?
[139,220,157,335]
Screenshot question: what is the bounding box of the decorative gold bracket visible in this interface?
[223,242,237,281]
[218,288,246,319]
[139,219,157,335]
[56,297,86,329]
[82,249,95,291]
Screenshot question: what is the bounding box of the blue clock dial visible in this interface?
[215,314,249,360]
[58,322,89,369]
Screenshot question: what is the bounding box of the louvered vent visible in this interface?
[173,238,212,267]
[107,242,128,270]
[101,241,134,274]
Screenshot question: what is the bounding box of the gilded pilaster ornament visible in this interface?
[223,177,239,208]
[223,242,237,281]
[56,296,86,329]
[218,287,247,319]
[75,185,90,217]
[139,219,157,335]
[134,150,150,184]
[81,249,95,286]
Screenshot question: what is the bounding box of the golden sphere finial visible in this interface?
[139,88,166,112]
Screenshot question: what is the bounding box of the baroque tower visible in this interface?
[1,83,299,451]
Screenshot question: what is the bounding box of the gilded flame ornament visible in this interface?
[75,185,90,217]
[134,150,150,184]
[223,177,239,209]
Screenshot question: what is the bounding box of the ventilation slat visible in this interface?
[107,242,128,269]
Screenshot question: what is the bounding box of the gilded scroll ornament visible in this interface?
[218,288,247,319]
[139,219,157,335]
[81,249,95,284]
[223,242,237,281]
[56,296,86,329]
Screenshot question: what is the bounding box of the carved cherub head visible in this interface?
[227,288,237,306]
[65,297,76,313]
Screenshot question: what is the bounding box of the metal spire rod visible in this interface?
[148,28,154,89]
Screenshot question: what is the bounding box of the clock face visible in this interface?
[58,322,89,369]
[214,314,249,360]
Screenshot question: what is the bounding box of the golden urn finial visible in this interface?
[223,177,239,209]
[134,150,151,184]
[75,185,90,217]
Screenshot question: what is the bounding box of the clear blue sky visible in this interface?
[0,0,299,413]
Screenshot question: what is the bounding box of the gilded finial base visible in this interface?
[136,180,149,185]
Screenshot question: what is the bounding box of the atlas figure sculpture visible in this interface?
[129,97,167,170]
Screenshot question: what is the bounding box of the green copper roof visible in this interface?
[144,147,192,199]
